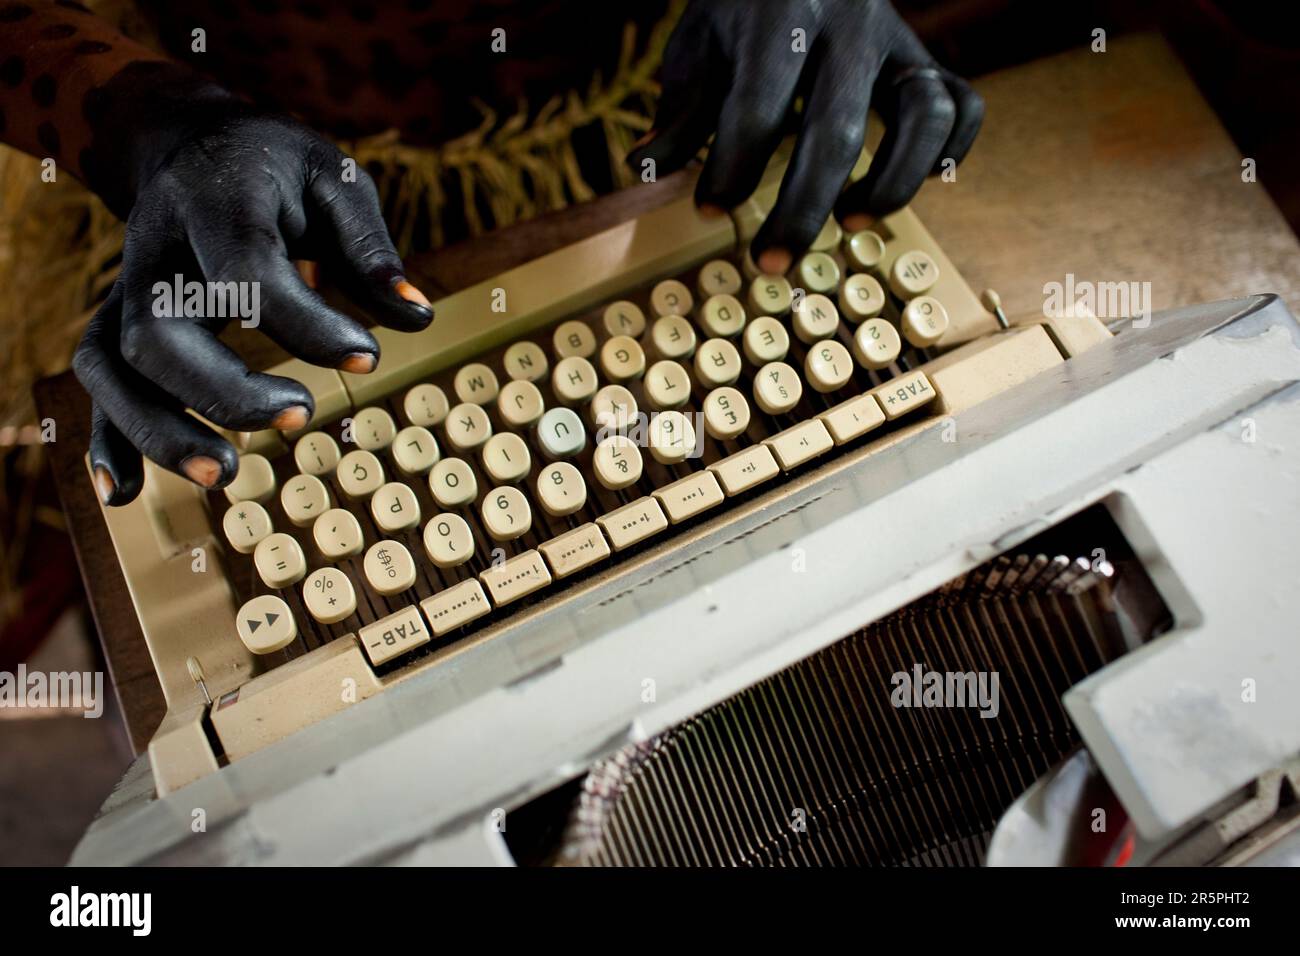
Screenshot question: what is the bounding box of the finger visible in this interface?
[935,70,983,170]
[751,37,877,271]
[89,404,144,507]
[186,215,382,372]
[73,285,239,494]
[306,161,434,332]
[837,65,955,226]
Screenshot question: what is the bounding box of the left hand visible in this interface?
[629,0,984,274]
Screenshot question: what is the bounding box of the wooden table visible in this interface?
[34,32,1300,754]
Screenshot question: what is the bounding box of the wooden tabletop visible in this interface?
[35,31,1300,754]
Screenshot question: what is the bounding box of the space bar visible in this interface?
[338,196,735,407]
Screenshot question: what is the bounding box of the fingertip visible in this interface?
[271,405,310,431]
[340,352,377,374]
[181,454,224,489]
[394,278,431,311]
[93,466,115,506]
[842,213,872,233]
[757,247,792,276]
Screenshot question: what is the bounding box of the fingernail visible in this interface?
[697,203,727,220]
[340,352,377,374]
[843,213,872,233]
[394,279,431,311]
[757,247,793,276]
[94,466,115,505]
[271,405,310,431]
[297,260,319,290]
[181,455,222,488]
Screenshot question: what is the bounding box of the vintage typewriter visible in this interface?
[73,146,1300,866]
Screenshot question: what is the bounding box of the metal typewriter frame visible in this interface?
[72,292,1300,865]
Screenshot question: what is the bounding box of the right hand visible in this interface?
[73,107,433,506]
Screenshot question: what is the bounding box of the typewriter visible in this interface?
[73,146,1300,867]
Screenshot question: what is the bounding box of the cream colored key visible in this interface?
[653,470,724,523]
[453,362,500,405]
[592,434,644,490]
[764,419,834,470]
[698,293,747,338]
[553,319,598,359]
[552,355,599,405]
[596,496,668,551]
[697,258,742,299]
[302,566,356,625]
[702,386,751,440]
[536,461,587,516]
[748,274,793,316]
[694,338,742,388]
[870,369,936,419]
[818,393,886,445]
[651,278,693,317]
[222,500,273,554]
[371,481,421,532]
[422,512,475,568]
[889,249,940,299]
[753,361,803,415]
[224,453,276,504]
[839,273,886,322]
[536,407,587,459]
[420,579,491,636]
[590,384,638,432]
[293,431,341,477]
[479,550,551,607]
[644,360,692,410]
[599,335,646,382]
[358,604,428,666]
[796,252,840,295]
[811,217,843,252]
[352,406,397,451]
[444,402,492,453]
[649,410,697,464]
[403,383,449,428]
[363,539,417,595]
[602,300,647,338]
[312,508,364,560]
[539,523,610,579]
[254,532,307,589]
[236,594,297,655]
[481,485,533,541]
[281,473,331,527]
[650,314,696,360]
[429,457,478,509]
[792,293,840,344]
[844,229,886,271]
[392,425,440,475]
[337,449,385,499]
[852,317,902,370]
[805,339,854,393]
[742,316,789,366]
[504,340,549,382]
[900,295,950,347]
[482,431,532,484]
[708,444,779,495]
[498,379,546,428]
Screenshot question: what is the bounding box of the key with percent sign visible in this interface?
[303,566,357,624]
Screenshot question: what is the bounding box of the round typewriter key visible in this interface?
[743,316,790,366]
[644,360,692,410]
[363,539,417,595]
[748,274,793,316]
[482,432,532,484]
[453,362,500,405]
[236,594,297,655]
[294,431,341,477]
[901,295,950,348]
[536,462,587,517]
[254,532,307,589]
[602,300,647,338]
[811,217,843,253]
[337,450,385,499]
[392,425,440,476]
[313,508,365,560]
[303,567,357,625]
[694,338,742,388]
[703,386,751,440]
[429,457,478,509]
[753,361,803,415]
[370,481,422,533]
[281,473,331,527]
[805,340,854,393]
[651,278,694,318]
[443,402,492,453]
[504,341,549,383]
[844,230,886,272]
[223,500,273,554]
[537,407,587,459]
[852,318,902,370]
[224,453,276,505]
[792,293,840,344]
[889,249,940,299]
[423,512,475,568]
[650,315,696,361]
[481,485,532,541]
[590,384,638,433]
[839,273,886,322]
[592,434,643,490]
[352,406,398,451]
[698,293,747,339]
[553,320,598,359]
[649,410,698,464]
[552,355,599,405]
[599,335,646,382]
[697,259,743,299]
[403,383,449,428]
[797,252,841,295]
[497,379,546,429]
